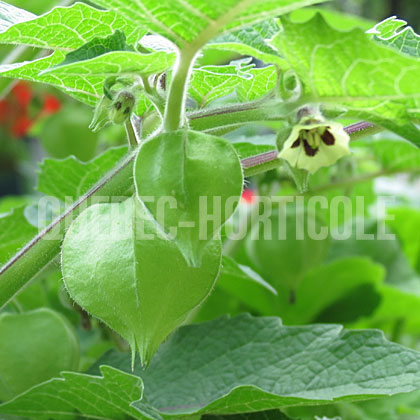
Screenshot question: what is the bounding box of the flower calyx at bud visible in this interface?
[89,76,142,132]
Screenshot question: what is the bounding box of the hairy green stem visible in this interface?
[125,118,140,147]
[163,48,196,132]
[189,100,297,133]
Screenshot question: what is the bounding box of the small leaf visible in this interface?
[56,30,134,68]
[0,49,173,109]
[37,146,129,201]
[0,365,144,419]
[134,130,243,266]
[43,48,176,89]
[0,51,102,106]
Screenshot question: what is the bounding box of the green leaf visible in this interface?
[218,256,277,314]
[0,3,143,50]
[237,66,277,102]
[134,130,243,267]
[0,308,79,402]
[91,0,329,48]
[245,206,330,296]
[0,206,37,267]
[278,257,384,324]
[203,410,294,420]
[0,0,35,32]
[62,197,222,366]
[328,219,419,288]
[271,14,420,145]
[43,48,175,93]
[368,16,420,59]
[227,134,277,159]
[388,207,420,270]
[289,6,375,31]
[189,62,253,108]
[38,103,100,162]
[0,51,101,106]
[37,146,129,201]
[56,30,134,67]
[0,365,144,419]
[84,314,420,417]
[353,137,420,171]
[0,47,173,107]
[206,20,285,66]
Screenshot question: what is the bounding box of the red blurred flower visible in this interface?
[0,81,61,138]
[11,114,33,137]
[42,94,61,114]
[241,188,255,204]
[11,82,33,107]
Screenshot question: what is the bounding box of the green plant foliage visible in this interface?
[271,14,420,143]
[0,365,144,418]
[37,146,129,201]
[246,206,330,298]
[189,62,253,108]
[5,314,420,418]
[0,2,143,49]
[90,0,329,48]
[206,20,285,66]
[1,0,420,417]
[368,16,420,59]
[0,308,79,401]
[0,206,37,266]
[218,256,277,314]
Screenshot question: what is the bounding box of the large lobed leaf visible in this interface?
[90,0,329,48]
[5,314,420,418]
[271,14,420,145]
[0,3,161,108]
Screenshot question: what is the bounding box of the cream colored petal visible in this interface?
[279,142,304,167]
[296,150,325,174]
[281,125,301,149]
